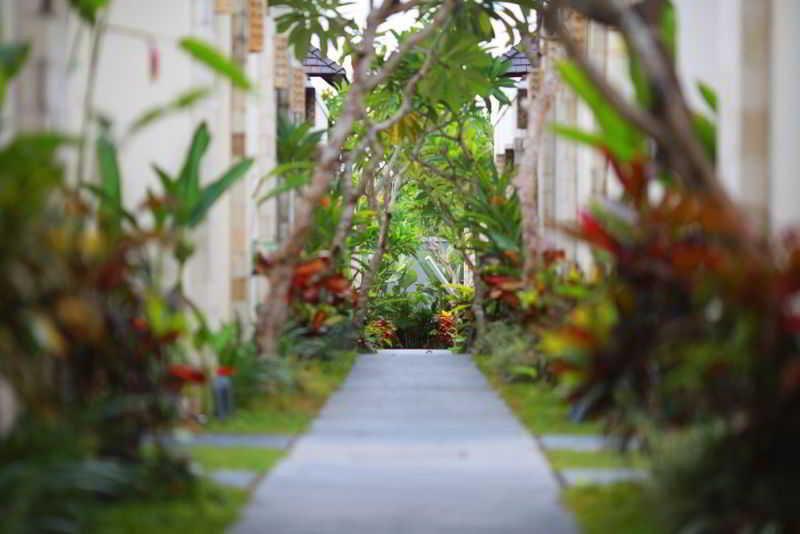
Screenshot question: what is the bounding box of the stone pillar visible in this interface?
[229,0,251,318]
[717,0,772,230]
[768,0,800,230]
[575,21,609,269]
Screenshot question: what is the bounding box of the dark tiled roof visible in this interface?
[303,47,348,85]
[500,45,538,77]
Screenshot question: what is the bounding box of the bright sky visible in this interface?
[334,1,522,70]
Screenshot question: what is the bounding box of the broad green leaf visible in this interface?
[152,165,176,195]
[557,60,643,161]
[176,122,212,219]
[95,133,124,233]
[179,37,252,90]
[189,158,253,227]
[551,124,606,149]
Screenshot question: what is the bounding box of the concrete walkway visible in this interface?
[231,349,577,534]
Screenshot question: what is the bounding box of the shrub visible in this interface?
[474,322,548,383]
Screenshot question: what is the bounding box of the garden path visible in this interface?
[231,349,577,534]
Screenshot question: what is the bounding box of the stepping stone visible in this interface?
[540,434,612,451]
[232,350,577,534]
[209,469,259,489]
[561,468,647,486]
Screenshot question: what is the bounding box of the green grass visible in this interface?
[476,357,601,435]
[206,351,356,435]
[564,483,665,534]
[546,448,647,470]
[205,400,312,434]
[189,446,286,472]
[91,481,248,534]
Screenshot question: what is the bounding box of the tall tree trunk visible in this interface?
[353,177,395,329]
[515,36,560,283]
[256,48,372,358]
[462,251,488,339]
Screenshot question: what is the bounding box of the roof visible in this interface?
[303,47,348,86]
[500,45,538,78]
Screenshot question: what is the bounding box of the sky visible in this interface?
[332,1,521,71]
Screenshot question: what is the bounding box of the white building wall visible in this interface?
[4,0,283,327]
[491,82,525,159]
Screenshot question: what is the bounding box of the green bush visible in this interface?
[474,322,547,383]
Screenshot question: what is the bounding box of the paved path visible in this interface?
[231,349,577,534]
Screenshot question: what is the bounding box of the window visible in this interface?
[517,88,528,130]
[505,148,515,169]
[305,87,316,125]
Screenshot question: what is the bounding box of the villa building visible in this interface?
[492,1,800,267]
[0,0,343,327]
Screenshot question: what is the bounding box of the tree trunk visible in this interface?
[255,1,455,356]
[256,67,370,357]
[353,177,394,329]
[515,36,560,283]
[463,252,488,339]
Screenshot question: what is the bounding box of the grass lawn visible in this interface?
[190,446,285,472]
[475,355,661,533]
[206,351,356,435]
[476,357,601,435]
[91,481,248,534]
[546,448,648,470]
[564,483,665,534]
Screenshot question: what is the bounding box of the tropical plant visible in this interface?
[538,1,800,529]
[0,10,256,530]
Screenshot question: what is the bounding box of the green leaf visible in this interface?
[510,365,539,381]
[692,113,717,163]
[128,86,212,136]
[697,82,718,113]
[259,172,310,202]
[189,158,253,227]
[0,43,30,105]
[487,230,519,252]
[95,134,124,234]
[660,1,678,59]
[152,165,176,195]
[557,60,643,161]
[0,43,30,79]
[176,122,212,222]
[179,37,252,90]
[68,0,110,24]
[551,124,606,149]
[627,51,652,108]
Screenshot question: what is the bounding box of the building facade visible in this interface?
[494,1,800,268]
[1,0,338,327]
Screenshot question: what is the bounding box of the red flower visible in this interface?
[217,366,236,377]
[321,274,350,295]
[167,364,206,384]
[310,310,328,332]
[579,211,620,254]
